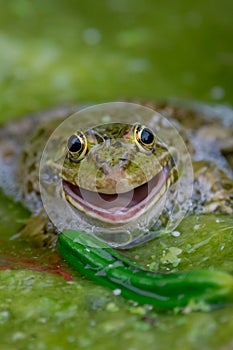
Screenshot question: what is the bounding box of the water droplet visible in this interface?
[171,230,180,237]
[113,288,122,295]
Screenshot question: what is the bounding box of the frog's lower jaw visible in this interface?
[62,165,169,224]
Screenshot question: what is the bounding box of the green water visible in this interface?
[0,1,233,349]
[0,0,233,121]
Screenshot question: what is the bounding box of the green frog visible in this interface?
[0,101,232,247]
[62,123,177,222]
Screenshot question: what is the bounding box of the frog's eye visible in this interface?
[134,124,155,153]
[67,131,87,162]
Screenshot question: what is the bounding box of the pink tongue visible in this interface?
[99,184,149,209]
[63,167,168,223]
[63,168,164,211]
[67,182,149,210]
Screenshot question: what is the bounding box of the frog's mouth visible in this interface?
[62,166,169,224]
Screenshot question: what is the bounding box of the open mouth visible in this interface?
[62,166,169,224]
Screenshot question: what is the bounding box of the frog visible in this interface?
[62,122,178,225]
[0,101,232,248]
[18,104,180,248]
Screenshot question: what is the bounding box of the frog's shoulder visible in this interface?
[0,106,75,200]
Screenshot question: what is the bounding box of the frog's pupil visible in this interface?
[68,135,82,153]
[141,128,154,144]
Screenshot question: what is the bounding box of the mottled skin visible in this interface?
[60,122,178,232]
[0,101,232,247]
[7,112,178,245]
[62,123,176,194]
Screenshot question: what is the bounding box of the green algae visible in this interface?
[0,189,30,239]
[0,0,233,122]
[0,269,232,350]
[123,214,233,274]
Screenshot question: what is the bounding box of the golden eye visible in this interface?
[134,124,155,152]
[67,131,87,162]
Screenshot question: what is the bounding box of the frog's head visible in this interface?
[62,123,178,224]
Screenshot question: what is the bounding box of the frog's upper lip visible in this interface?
[62,166,169,224]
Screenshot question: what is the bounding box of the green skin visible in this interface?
[16,103,233,229]
[62,123,178,224]
[63,123,175,193]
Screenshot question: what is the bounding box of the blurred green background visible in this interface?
[0,0,232,122]
[0,2,233,349]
